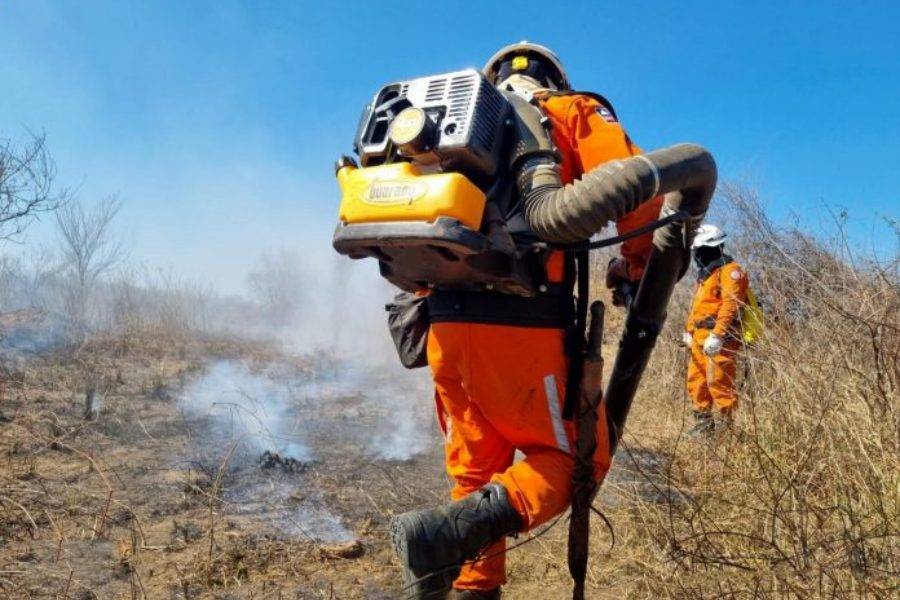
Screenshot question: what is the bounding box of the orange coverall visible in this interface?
[685,261,749,413]
[427,93,664,590]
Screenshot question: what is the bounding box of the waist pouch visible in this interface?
[427,288,570,329]
[386,292,430,369]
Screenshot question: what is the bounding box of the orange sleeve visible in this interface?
[713,263,749,337]
[565,95,635,172]
[565,96,663,280]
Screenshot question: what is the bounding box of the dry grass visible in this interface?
[0,184,896,598]
[509,186,898,598]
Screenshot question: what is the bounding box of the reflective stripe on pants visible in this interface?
[428,322,611,591]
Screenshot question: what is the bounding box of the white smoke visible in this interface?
[177,356,431,545]
[235,248,438,463]
[359,364,433,461]
[180,355,435,467]
[179,360,313,464]
[178,360,364,543]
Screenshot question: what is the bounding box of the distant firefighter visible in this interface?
[683,224,749,436]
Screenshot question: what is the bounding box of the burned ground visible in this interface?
[0,331,445,599]
[0,324,679,599]
[2,238,897,600]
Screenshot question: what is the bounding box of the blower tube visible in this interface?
[511,98,717,449]
[517,143,716,245]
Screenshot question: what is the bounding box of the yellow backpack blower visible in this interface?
[332,69,540,296]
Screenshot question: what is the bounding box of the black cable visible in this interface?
[554,210,691,253]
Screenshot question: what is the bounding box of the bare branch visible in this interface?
[0,132,67,241]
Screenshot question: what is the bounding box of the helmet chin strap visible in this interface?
[498,73,557,100]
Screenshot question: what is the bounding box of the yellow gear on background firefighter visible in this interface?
[683,224,749,436]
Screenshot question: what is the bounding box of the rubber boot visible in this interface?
[688,410,714,438]
[390,483,522,600]
[450,588,501,599]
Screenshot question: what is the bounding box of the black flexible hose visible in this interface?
[518,143,716,243]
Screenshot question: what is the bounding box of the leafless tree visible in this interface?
[56,196,127,329]
[0,132,67,240]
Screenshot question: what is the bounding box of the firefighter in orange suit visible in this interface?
[682,224,749,436]
[390,42,664,599]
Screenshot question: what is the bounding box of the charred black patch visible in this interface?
[258,450,308,474]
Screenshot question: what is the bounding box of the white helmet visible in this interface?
[692,224,727,249]
[483,41,570,90]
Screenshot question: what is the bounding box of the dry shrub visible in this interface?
[592,184,898,597]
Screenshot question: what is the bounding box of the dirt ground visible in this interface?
[0,325,676,600]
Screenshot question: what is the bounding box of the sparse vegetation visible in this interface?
[0,182,896,598]
[511,185,899,598]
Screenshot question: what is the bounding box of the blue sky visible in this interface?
[1,1,897,291]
